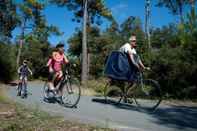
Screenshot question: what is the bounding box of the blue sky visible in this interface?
[13,0,182,46]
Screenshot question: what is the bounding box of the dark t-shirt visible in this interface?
[18,65,30,76]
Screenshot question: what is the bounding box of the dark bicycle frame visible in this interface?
[104,70,162,111]
[43,63,81,108]
[56,64,73,93]
[17,75,28,98]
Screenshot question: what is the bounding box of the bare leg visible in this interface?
[48,82,55,90]
[56,71,63,96]
[48,68,55,90]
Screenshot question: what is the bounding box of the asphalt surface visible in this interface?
[7,82,197,131]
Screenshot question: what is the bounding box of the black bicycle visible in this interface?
[17,76,28,98]
[104,70,162,111]
[43,64,81,108]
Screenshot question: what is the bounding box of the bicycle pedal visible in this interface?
[128,99,133,104]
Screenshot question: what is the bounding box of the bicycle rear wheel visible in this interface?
[21,80,28,98]
[134,79,162,111]
[61,79,81,108]
[43,82,53,99]
[104,80,123,105]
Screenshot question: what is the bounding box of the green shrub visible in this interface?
[86,79,107,96]
[0,43,17,82]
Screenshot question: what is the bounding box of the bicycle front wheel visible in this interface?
[134,79,162,111]
[17,83,22,96]
[61,79,81,108]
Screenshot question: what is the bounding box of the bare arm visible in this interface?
[17,66,22,74]
[46,58,52,67]
[128,52,140,70]
[28,67,33,75]
[138,59,145,70]
[138,57,150,70]
[64,54,69,64]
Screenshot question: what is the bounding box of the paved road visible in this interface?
[7,82,197,131]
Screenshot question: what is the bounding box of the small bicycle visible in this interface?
[17,76,29,98]
[43,64,81,108]
[104,70,162,111]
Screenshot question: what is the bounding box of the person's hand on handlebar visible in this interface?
[138,66,150,72]
[72,63,77,68]
[145,67,151,71]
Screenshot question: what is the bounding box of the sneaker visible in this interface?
[21,93,27,99]
[21,95,25,99]
[24,93,28,98]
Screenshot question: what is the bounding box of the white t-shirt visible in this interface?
[119,43,137,55]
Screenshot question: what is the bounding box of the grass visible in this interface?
[0,84,115,131]
[162,99,197,107]
[83,80,197,107]
[85,79,107,97]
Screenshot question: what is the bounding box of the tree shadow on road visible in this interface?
[92,98,140,112]
[149,105,197,130]
[92,97,197,130]
[92,97,156,112]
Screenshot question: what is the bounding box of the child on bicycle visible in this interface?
[46,43,69,102]
[17,60,33,97]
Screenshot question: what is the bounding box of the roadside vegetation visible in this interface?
[0,1,197,100]
[0,85,115,131]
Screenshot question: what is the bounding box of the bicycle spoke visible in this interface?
[134,79,162,111]
[62,80,81,107]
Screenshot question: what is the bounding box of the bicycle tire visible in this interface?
[61,78,81,108]
[104,80,123,105]
[20,79,28,98]
[133,79,162,111]
[43,82,53,99]
[123,84,137,105]
[17,83,22,96]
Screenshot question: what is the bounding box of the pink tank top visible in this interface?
[47,52,65,72]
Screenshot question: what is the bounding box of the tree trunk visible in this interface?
[16,39,23,69]
[178,0,184,24]
[81,0,88,85]
[145,0,151,50]
[189,0,195,10]
[16,23,25,69]
[87,52,90,78]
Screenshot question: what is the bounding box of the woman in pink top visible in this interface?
[46,43,69,95]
